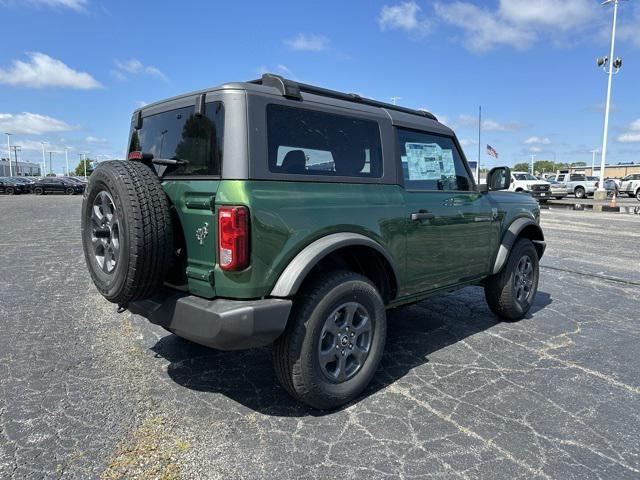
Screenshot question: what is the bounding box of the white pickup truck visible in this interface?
[509,172,552,201]
[546,173,598,199]
[618,174,640,201]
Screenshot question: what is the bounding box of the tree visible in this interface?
[74,159,94,176]
[534,160,556,173]
[512,162,530,172]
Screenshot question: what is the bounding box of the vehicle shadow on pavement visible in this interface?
[150,287,552,417]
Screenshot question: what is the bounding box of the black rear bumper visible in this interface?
[128,291,292,350]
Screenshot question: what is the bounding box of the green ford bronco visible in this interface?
[82,74,545,409]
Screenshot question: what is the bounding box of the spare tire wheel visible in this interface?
[81,160,173,306]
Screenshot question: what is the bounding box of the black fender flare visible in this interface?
[492,217,546,274]
[270,232,399,298]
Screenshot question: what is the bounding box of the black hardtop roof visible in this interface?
[135,73,450,133]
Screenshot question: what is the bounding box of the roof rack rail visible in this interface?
[249,73,437,121]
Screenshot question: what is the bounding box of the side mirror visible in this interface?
[480,166,511,192]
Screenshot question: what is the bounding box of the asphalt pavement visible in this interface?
[1,195,639,479]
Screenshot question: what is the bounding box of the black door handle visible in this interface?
[410,211,435,221]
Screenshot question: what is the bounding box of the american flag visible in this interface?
[486,144,498,158]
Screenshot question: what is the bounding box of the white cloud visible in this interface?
[258,64,295,78]
[1,0,87,11]
[528,146,543,153]
[617,119,640,143]
[378,1,432,35]
[524,136,551,145]
[0,112,75,135]
[498,0,595,31]
[457,114,525,132]
[435,0,596,52]
[616,6,640,49]
[114,59,168,81]
[459,138,477,147]
[0,52,102,89]
[86,136,107,144]
[284,34,329,52]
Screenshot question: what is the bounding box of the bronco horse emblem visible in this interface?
[195,222,209,245]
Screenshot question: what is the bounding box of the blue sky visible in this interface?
[0,0,638,174]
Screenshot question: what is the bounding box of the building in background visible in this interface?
[569,162,640,178]
[0,158,41,176]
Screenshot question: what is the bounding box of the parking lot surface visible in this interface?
[1,196,639,479]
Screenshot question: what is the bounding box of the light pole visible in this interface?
[11,146,21,175]
[4,133,12,176]
[590,149,599,175]
[530,154,536,175]
[389,96,401,105]
[595,0,623,200]
[40,141,47,176]
[49,151,53,175]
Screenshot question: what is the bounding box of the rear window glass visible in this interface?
[128,102,224,176]
[266,104,382,178]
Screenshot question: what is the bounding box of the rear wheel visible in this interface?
[636,190,640,202]
[81,160,173,306]
[273,270,386,409]
[574,187,586,199]
[5,187,14,195]
[484,238,539,321]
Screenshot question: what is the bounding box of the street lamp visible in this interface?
[4,133,12,176]
[530,154,536,175]
[40,141,47,176]
[595,0,624,200]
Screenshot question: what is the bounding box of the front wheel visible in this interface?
[65,187,75,195]
[5,187,14,195]
[636,190,640,202]
[273,270,386,410]
[574,187,586,199]
[484,238,539,321]
[34,187,44,195]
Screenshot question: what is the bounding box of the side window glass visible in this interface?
[396,128,472,191]
[267,104,382,178]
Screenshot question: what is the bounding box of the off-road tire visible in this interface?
[273,270,386,410]
[574,187,586,199]
[81,160,173,306]
[484,238,539,321]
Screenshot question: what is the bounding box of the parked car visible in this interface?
[509,172,551,201]
[9,176,35,192]
[547,180,568,200]
[618,174,640,201]
[0,177,29,195]
[546,173,597,199]
[81,74,546,409]
[33,177,85,195]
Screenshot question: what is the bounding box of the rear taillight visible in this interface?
[218,206,249,271]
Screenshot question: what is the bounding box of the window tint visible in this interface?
[266,104,382,178]
[128,102,224,176]
[396,128,472,191]
[570,174,586,181]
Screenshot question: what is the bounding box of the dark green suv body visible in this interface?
[82,74,545,409]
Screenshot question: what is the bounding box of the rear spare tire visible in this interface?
[81,160,173,306]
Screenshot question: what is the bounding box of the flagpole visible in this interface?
[477,105,481,183]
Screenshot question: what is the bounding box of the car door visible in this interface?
[396,128,494,295]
